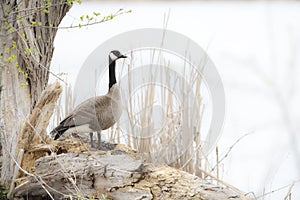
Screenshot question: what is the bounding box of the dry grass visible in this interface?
[112,49,213,178]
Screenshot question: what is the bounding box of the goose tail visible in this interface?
[50,124,69,140]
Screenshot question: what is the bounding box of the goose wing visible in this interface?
[50,95,114,140]
[61,95,114,129]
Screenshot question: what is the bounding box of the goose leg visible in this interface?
[89,132,95,148]
[97,131,101,148]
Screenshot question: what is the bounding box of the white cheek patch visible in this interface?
[109,52,118,61]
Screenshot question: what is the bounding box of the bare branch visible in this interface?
[210,132,253,173]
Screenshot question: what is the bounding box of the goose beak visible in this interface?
[119,54,127,59]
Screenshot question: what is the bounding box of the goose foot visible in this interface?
[89,132,95,148]
[89,132,102,149]
[97,131,101,148]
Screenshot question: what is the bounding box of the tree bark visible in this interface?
[0,0,71,185]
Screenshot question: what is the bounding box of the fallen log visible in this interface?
[12,141,252,200]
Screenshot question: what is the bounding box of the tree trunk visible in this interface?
[0,0,71,185]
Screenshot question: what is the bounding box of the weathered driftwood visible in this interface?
[18,81,62,151]
[12,141,252,200]
[16,82,62,177]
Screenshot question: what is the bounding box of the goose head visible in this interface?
[109,50,127,61]
[108,50,127,90]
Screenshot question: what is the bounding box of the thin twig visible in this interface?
[210,131,253,172]
[256,180,300,199]
[283,181,295,200]
[198,167,253,200]
[7,9,131,34]
[7,149,24,199]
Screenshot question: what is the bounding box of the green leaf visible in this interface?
[76,0,82,4]
[10,54,17,61]
[57,72,68,76]
[80,15,84,21]
[20,82,26,88]
[67,0,73,6]
[8,27,14,33]
[78,23,82,28]
[12,40,16,48]
[93,12,101,16]
[24,48,30,55]
[5,47,10,54]
[45,0,51,6]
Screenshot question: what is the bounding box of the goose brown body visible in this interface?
[50,50,126,147]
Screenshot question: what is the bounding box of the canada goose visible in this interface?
[50,50,127,148]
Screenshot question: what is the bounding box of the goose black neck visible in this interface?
[109,58,116,90]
